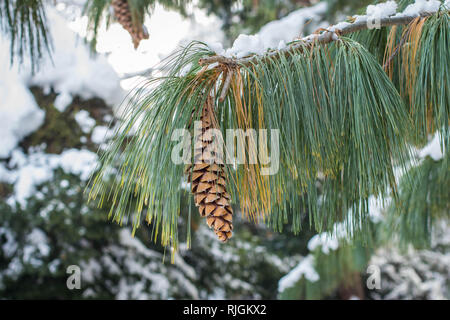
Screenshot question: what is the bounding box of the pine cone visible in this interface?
[186,97,233,242]
[111,0,149,48]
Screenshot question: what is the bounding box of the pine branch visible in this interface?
[89,5,449,252]
[382,27,411,70]
[198,12,436,68]
[89,38,413,248]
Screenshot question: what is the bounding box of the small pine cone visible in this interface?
[111,0,149,48]
[186,97,233,242]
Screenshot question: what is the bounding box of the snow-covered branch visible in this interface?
[200,0,448,68]
[200,12,434,67]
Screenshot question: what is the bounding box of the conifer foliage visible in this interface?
[86,0,450,248]
[0,0,50,72]
[88,2,449,248]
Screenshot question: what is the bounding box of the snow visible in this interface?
[0,227,18,258]
[307,219,352,254]
[278,255,319,293]
[368,195,390,223]
[81,258,103,282]
[418,132,445,161]
[60,179,70,188]
[306,212,355,255]
[26,9,124,109]
[307,193,390,254]
[351,3,391,24]
[58,149,99,180]
[206,42,225,56]
[256,2,328,50]
[113,229,200,299]
[0,148,98,207]
[211,2,328,58]
[328,21,352,32]
[91,125,114,144]
[13,165,54,207]
[118,229,163,260]
[179,63,193,77]
[0,6,124,159]
[345,0,397,25]
[307,233,339,254]
[277,40,287,50]
[354,0,442,22]
[74,110,96,134]
[395,0,442,17]
[0,42,45,159]
[54,92,73,112]
[23,229,51,267]
[330,0,445,35]
[369,224,450,300]
[366,1,398,20]
[224,34,267,58]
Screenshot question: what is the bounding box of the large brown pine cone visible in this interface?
[186,97,233,242]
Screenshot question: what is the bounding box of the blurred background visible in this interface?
[0,0,448,299]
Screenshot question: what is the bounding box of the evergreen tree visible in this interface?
[1,0,449,300]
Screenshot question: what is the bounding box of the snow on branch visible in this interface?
[199,0,447,68]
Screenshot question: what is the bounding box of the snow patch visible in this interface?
[27,9,123,109]
[418,132,445,161]
[395,0,442,17]
[0,227,18,258]
[23,229,50,267]
[1,148,98,207]
[91,125,113,144]
[211,2,327,58]
[278,255,319,293]
[74,110,96,134]
[330,0,444,35]
[58,149,98,180]
[0,42,45,159]
[179,63,193,77]
[368,195,390,223]
[257,2,328,50]
[366,1,398,19]
[1,6,124,159]
[307,233,339,254]
[353,1,398,24]
[206,42,225,56]
[54,92,73,112]
[225,34,267,58]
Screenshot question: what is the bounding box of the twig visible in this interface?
[219,70,233,102]
[382,28,412,71]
